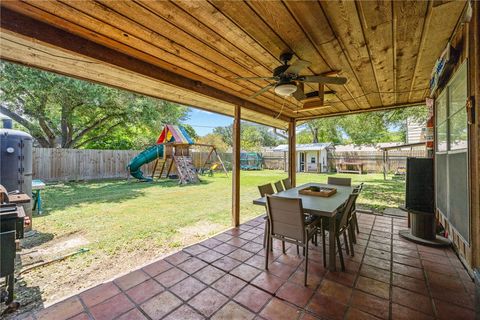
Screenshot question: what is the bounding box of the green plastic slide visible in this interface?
[128,144,164,181]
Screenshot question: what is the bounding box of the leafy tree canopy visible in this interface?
[298,106,428,145]
[196,133,229,153]
[212,122,285,151]
[0,62,193,149]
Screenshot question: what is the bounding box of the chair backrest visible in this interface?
[266,195,305,242]
[258,183,275,197]
[282,178,292,190]
[328,177,352,186]
[354,182,364,192]
[337,191,359,230]
[274,180,285,193]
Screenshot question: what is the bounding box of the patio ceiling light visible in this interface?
[274,81,298,96]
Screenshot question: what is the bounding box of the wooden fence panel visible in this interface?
[32,147,427,181]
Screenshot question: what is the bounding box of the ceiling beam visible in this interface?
[296,101,425,121]
[0,7,291,123]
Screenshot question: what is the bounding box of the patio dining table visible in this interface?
[253,182,355,271]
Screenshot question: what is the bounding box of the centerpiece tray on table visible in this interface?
[298,186,337,197]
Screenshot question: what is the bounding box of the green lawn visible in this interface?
[23,170,405,305]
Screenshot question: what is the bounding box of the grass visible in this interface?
[37,170,404,256]
[24,170,405,305]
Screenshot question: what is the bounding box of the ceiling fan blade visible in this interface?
[292,85,306,101]
[235,76,276,81]
[298,75,347,85]
[285,59,311,75]
[250,83,275,98]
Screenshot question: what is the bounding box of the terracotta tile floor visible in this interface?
[26,213,475,320]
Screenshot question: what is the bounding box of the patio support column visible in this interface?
[232,105,241,227]
[288,119,297,187]
[469,0,480,268]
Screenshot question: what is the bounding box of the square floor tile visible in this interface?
[318,279,353,305]
[251,272,285,294]
[392,263,424,280]
[197,249,224,263]
[163,305,204,320]
[234,285,272,313]
[211,301,255,320]
[188,288,228,317]
[392,273,428,296]
[165,251,191,265]
[193,265,226,285]
[143,260,173,277]
[391,303,434,320]
[154,267,188,287]
[126,279,164,304]
[259,298,301,320]
[359,264,390,284]
[229,248,254,261]
[79,282,120,308]
[211,274,247,297]
[350,290,389,320]
[116,309,148,320]
[36,296,84,320]
[114,270,150,291]
[170,276,206,301]
[90,294,134,320]
[183,244,209,256]
[140,291,182,320]
[230,264,262,282]
[392,286,434,315]
[307,292,347,320]
[276,282,314,307]
[212,256,242,272]
[177,257,208,274]
[434,299,475,320]
[355,276,390,300]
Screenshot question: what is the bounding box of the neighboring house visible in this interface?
[406,118,426,143]
[273,143,332,173]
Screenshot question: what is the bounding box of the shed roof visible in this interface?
[273,143,332,152]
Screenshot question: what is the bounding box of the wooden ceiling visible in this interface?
[0,0,466,129]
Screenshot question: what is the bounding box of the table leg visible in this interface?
[328,215,336,271]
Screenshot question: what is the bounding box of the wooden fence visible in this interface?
[32,148,231,181]
[32,147,426,181]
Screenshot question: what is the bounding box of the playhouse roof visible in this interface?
[157,125,194,145]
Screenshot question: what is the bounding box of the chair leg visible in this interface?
[282,240,286,254]
[296,245,300,255]
[348,226,355,257]
[322,226,326,268]
[265,233,270,270]
[304,242,309,286]
[349,222,357,244]
[336,235,345,271]
[343,231,349,256]
[354,212,360,233]
[263,219,268,248]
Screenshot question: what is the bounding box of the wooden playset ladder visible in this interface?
[151,157,173,180]
[173,155,199,184]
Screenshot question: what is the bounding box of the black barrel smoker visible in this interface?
[0,186,28,305]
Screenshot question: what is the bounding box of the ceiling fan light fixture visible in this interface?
[274,82,297,96]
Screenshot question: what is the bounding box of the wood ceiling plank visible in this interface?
[0,7,292,124]
[320,1,383,108]
[356,1,395,106]
[1,32,289,129]
[408,1,466,102]
[393,1,429,103]
[4,0,279,112]
[173,0,280,72]
[283,1,372,112]
[61,0,291,112]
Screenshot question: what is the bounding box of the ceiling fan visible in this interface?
[236,52,347,101]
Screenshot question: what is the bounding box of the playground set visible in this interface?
[240,152,263,170]
[128,125,227,184]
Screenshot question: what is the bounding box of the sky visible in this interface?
[183,108,233,136]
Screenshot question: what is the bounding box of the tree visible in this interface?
[196,133,229,152]
[300,106,429,145]
[212,122,285,149]
[0,62,192,149]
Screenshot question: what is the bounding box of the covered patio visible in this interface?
[28,213,474,320]
[1,0,479,319]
